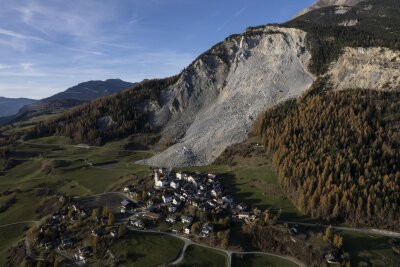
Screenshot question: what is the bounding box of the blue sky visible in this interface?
[0,0,314,99]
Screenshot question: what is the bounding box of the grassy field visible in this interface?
[0,136,155,261]
[339,230,400,267]
[0,192,42,225]
[0,224,29,264]
[111,231,184,266]
[179,245,228,267]
[232,254,299,267]
[1,112,65,136]
[1,135,399,266]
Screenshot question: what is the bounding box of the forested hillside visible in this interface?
[26,76,178,145]
[255,88,400,229]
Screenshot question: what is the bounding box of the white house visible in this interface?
[238,212,250,220]
[166,214,177,223]
[184,227,191,235]
[156,179,168,188]
[211,189,219,198]
[188,176,198,188]
[162,195,173,203]
[181,215,193,224]
[130,219,144,229]
[154,172,159,182]
[170,180,180,189]
[202,222,214,234]
[173,198,181,206]
[168,205,177,213]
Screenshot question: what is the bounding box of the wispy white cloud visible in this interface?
[20,62,34,70]
[97,42,142,50]
[217,6,247,32]
[0,64,13,70]
[66,47,107,56]
[0,27,43,41]
[234,7,247,17]
[217,20,230,32]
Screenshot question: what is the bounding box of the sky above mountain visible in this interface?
[0,0,314,99]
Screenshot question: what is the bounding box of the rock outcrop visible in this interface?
[327,47,400,91]
[139,26,314,167]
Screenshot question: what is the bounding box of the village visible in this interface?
[123,168,262,236]
[29,168,268,265]
[22,166,352,266]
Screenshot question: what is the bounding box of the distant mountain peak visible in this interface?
[18,79,136,114]
[295,0,367,18]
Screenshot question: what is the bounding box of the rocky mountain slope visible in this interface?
[142,0,400,166]
[140,27,314,166]
[327,47,400,91]
[27,0,400,168]
[0,97,36,117]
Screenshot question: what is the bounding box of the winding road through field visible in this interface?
[19,139,156,155]
[128,228,306,267]
[0,221,40,228]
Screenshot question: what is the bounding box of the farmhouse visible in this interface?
[166,214,177,223]
[181,215,193,224]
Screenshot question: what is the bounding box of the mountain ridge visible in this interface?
[294,0,367,18]
[20,78,135,113]
[0,97,37,118]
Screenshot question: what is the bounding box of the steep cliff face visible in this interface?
[140,26,314,167]
[294,0,366,18]
[327,47,400,91]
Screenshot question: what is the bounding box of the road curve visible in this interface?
[129,228,305,267]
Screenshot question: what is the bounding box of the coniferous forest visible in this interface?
[255,89,400,229]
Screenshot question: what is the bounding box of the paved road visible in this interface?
[281,221,400,239]
[128,228,305,267]
[84,160,138,172]
[72,191,132,200]
[20,140,156,155]
[0,221,40,228]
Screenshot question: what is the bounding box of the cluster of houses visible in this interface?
[35,201,118,263]
[120,168,261,237]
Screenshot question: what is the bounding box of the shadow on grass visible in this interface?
[340,232,399,266]
[126,251,147,262]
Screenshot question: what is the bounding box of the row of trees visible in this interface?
[255,89,400,229]
[26,76,180,145]
[243,223,327,266]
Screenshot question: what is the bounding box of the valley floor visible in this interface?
[0,136,399,266]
